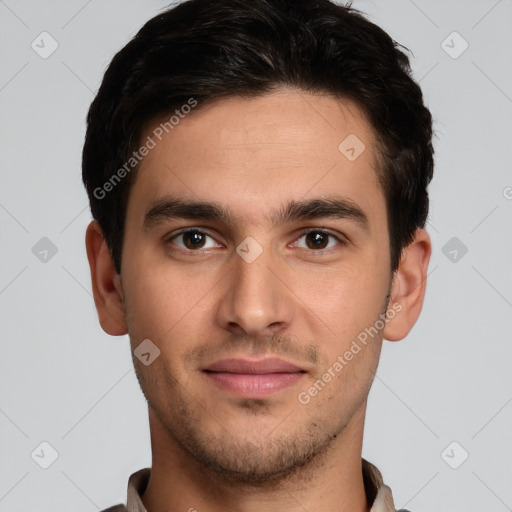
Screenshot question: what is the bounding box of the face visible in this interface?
[119,90,395,484]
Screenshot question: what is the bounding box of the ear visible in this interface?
[85,220,128,336]
[383,228,431,342]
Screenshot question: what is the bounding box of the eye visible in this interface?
[293,229,344,250]
[168,229,222,251]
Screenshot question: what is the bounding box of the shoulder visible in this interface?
[100,505,128,512]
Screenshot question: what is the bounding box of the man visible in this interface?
[82,0,433,510]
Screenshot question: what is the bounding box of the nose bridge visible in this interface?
[217,239,292,336]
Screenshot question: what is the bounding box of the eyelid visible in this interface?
[166,226,218,241]
[166,227,224,251]
[165,226,348,253]
[291,228,348,250]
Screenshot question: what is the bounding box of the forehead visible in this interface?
[128,89,385,227]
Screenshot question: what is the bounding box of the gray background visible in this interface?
[1,0,511,510]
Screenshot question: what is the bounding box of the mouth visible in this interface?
[203,358,307,398]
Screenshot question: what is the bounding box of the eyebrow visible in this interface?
[143,196,370,232]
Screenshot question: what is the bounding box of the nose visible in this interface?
[215,244,294,338]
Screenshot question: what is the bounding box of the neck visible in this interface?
[141,405,370,512]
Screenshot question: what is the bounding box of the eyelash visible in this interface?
[165,227,347,254]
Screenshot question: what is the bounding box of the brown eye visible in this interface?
[294,230,342,251]
[305,231,329,249]
[183,231,206,249]
[169,229,220,251]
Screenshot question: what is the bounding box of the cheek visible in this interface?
[300,269,386,407]
[122,258,218,348]
[297,260,388,339]
[122,264,176,341]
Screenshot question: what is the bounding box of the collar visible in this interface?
[125,459,398,512]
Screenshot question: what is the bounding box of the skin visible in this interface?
[86,89,431,512]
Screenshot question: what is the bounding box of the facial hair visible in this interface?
[130,284,393,488]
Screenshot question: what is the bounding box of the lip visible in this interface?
[203,358,306,398]
[205,358,303,374]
